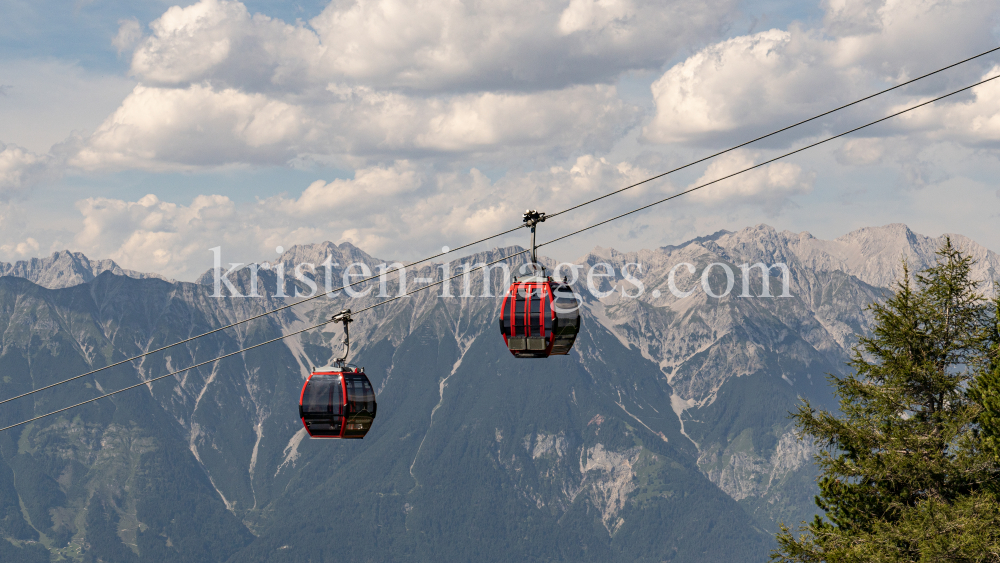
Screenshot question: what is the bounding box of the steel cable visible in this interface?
[2,48,997,422]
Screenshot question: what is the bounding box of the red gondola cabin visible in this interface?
[499,276,581,358]
[299,366,377,438]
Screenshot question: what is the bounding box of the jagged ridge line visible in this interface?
[0,248,531,431]
[3,45,997,409]
[538,73,1000,248]
[8,70,1000,430]
[0,224,523,406]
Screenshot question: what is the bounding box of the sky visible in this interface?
[1,0,999,280]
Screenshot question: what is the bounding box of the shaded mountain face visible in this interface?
[0,224,994,562]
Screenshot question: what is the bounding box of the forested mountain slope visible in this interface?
[0,224,993,562]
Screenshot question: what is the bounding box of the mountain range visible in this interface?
[0,223,995,562]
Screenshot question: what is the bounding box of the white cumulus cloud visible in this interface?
[71,84,314,170]
[835,137,887,166]
[0,143,49,199]
[63,155,663,279]
[113,18,143,54]
[686,150,813,214]
[129,0,736,94]
[644,0,999,146]
[71,81,637,169]
[131,0,321,92]
[75,193,242,275]
[0,237,40,258]
[889,66,1000,147]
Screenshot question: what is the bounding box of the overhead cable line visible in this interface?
[544,44,1000,221]
[5,72,999,432]
[0,318,338,432]
[0,248,531,432]
[0,224,524,408]
[538,72,1000,248]
[2,46,996,408]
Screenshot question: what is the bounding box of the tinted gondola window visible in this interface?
[529,294,543,334]
[302,375,342,414]
[552,285,579,314]
[553,297,577,313]
[513,290,527,335]
[345,376,375,415]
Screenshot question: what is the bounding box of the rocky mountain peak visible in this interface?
[0,249,166,289]
[683,224,1000,294]
[823,224,996,290]
[272,240,383,270]
[4,223,1000,563]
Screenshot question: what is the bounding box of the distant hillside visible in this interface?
[0,224,995,562]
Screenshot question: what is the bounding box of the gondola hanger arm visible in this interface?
[332,309,353,366]
[9,60,1000,431]
[523,210,546,274]
[8,47,1000,409]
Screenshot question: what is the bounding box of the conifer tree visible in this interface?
[773,239,1000,562]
